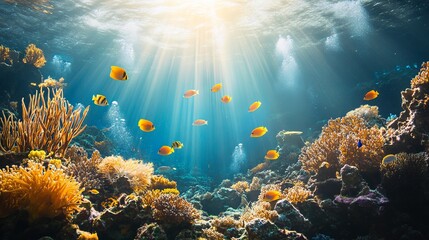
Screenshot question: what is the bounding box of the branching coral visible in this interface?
[231,181,250,193]
[22,43,46,68]
[150,175,177,190]
[346,104,383,127]
[65,146,103,190]
[141,189,179,208]
[284,184,312,204]
[299,115,384,174]
[211,216,241,234]
[98,156,154,193]
[0,161,83,220]
[240,201,279,225]
[411,61,429,88]
[152,194,200,225]
[0,88,89,157]
[0,44,12,65]
[39,76,66,88]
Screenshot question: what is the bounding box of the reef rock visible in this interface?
[201,187,241,215]
[339,164,369,197]
[384,62,429,153]
[274,199,312,234]
[134,223,167,240]
[245,218,307,240]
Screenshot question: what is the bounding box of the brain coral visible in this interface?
[299,115,384,174]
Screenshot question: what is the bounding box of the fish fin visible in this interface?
[196,90,199,94]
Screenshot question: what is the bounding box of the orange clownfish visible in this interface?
[251,126,268,137]
[363,90,379,100]
[138,119,155,132]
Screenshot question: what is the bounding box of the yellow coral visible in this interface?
[411,61,429,88]
[299,115,384,173]
[77,231,99,240]
[240,201,279,225]
[150,175,177,190]
[22,43,46,68]
[284,185,311,204]
[28,149,46,161]
[161,188,180,195]
[141,189,162,208]
[0,44,11,64]
[38,76,66,88]
[0,161,83,220]
[49,158,62,169]
[98,156,154,193]
[152,194,200,224]
[231,181,250,193]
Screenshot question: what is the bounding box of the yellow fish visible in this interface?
[184,89,199,98]
[248,101,261,112]
[221,95,232,104]
[265,150,279,160]
[171,141,184,149]
[211,83,222,92]
[158,145,174,156]
[251,126,268,137]
[110,66,128,80]
[92,94,108,106]
[263,190,282,202]
[89,189,99,195]
[138,119,155,132]
[363,90,379,100]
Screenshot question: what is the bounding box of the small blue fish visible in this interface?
[357,139,363,148]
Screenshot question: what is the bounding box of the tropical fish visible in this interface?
[382,154,397,164]
[251,126,268,137]
[92,94,108,106]
[363,90,379,100]
[263,190,282,202]
[171,141,184,149]
[138,119,155,132]
[265,150,280,160]
[211,83,222,92]
[248,101,261,112]
[183,89,199,98]
[357,139,363,148]
[30,82,37,86]
[193,119,208,126]
[157,166,177,173]
[158,145,174,156]
[221,95,232,103]
[110,66,128,80]
[89,189,99,195]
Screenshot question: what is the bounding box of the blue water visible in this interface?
[1,0,429,180]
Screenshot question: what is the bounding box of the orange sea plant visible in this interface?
[0,88,89,157]
[22,43,46,68]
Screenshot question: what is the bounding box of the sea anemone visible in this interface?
[0,161,83,220]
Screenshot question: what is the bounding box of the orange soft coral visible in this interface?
[152,194,200,225]
[98,156,154,193]
[0,161,83,220]
[411,61,429,88]
[299,115,384,174]
[150,175,177,190]
[22,43,46,68]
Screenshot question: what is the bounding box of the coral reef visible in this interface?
[245,218,307,240]
[284,183,312,204]
[240,201,279,224]
[152,194,200,225]
[150,175,177,190]
[345,104,384,127]
[384,61,429,153]
[0,88,89,157]
[39,76,67,88]
[98,155,154,193]
[0,44,12,65]
[22,43,46,68]
[0,160,83,220]
[299,114,384,174]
